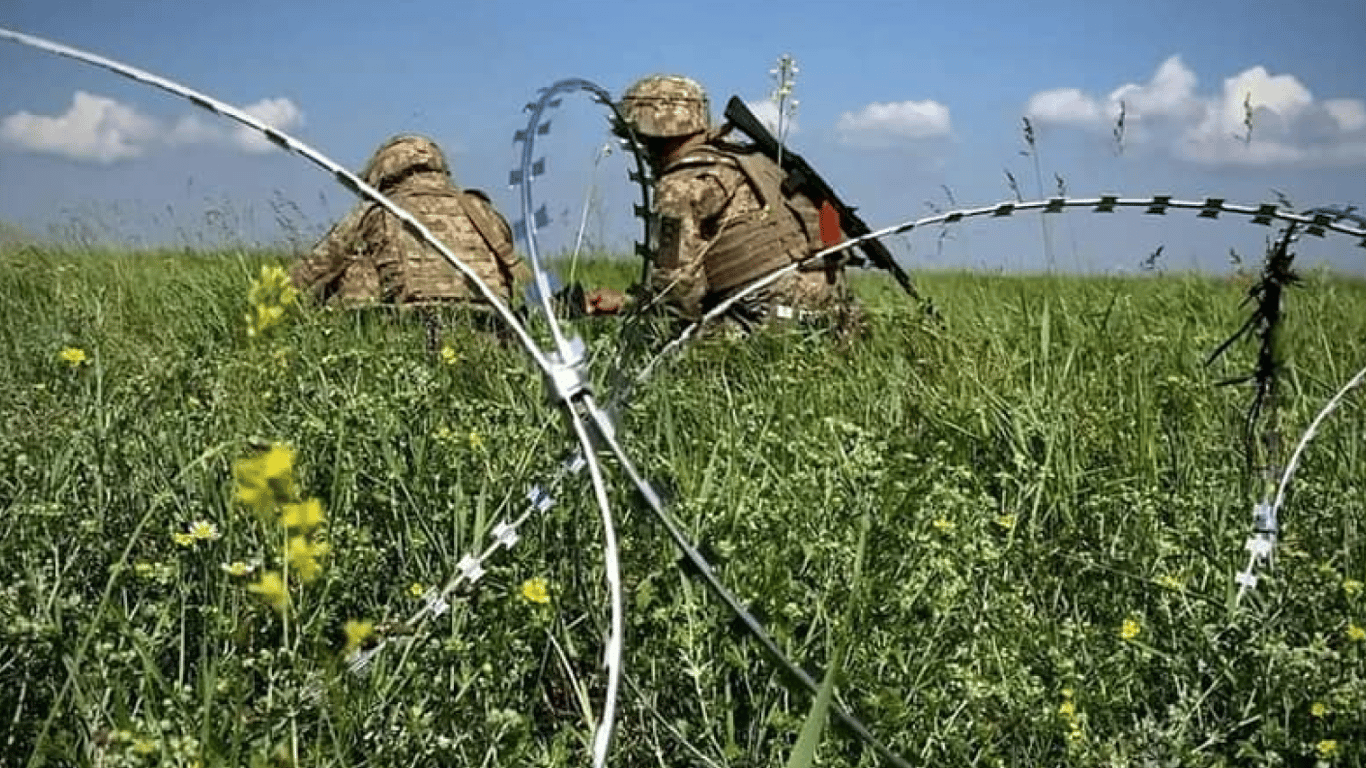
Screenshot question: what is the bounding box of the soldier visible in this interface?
[289,140,391,306]
[356,134,528,309]
[618,74,854,331]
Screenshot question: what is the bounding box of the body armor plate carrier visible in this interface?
[664,140,826,294]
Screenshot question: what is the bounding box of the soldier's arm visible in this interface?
[648,172,731,320]
[290,204,367,297]
[357,205,403,304]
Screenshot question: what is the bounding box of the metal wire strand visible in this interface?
[512,78,652,362]
[1273,359,1366,520]
[629,195,1366,391]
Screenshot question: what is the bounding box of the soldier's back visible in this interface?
[363,175,515,305]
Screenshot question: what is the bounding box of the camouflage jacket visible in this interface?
[358,172,529,306]
[648,135,848,325]
[290,202,381,307]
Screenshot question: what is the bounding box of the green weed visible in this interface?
[1,248,1363,766]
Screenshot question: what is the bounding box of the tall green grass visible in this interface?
[1,246,1363,767]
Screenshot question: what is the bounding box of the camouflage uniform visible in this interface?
[620,75,850,328]
[289,144,391,306]
[356,135,528,306]
[291,135,526,309]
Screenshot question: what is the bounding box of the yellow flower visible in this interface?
[1347,623,1366,642]
[130,737,157,756]
[1345,579,1363,598]
[188,520,219,541]
[233,444,297,514]
[1157,574,1184,591]
[286,536,328,583]
[57,346,88,367]
[1317,740,1338,759]
[521,577,550,605]
[468,431,485,452]
[1120,618,1142,641]
[248,570,289,613]
[931,518,955,534]
[993,514,1016,531]
[1058,699,1076,716]
[244,267,297,338]
[1311,701,1328,717]
[234,483,272,515]
[220,561,253,577]
[409,582,426,598]
[172,532,195,547]
[342,619,374,656]
[258,444,296,483]
[282,498,324,531]
[440,345,458,365]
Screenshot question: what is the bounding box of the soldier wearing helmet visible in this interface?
[358,135,528,307]
[291,134,528,309]
[619,75,852,329]
[289,138,394,305]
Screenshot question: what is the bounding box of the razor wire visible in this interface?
[625,191,1365,612]
[504,81,920,767]
[0,26,628,768]
[1207,221,1300,604]
[9,24,1363,764]
[1235,356,1366,603]
[353,78,658,704]
[630,195,1366,388]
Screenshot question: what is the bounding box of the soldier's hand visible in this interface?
[586,288,628,315]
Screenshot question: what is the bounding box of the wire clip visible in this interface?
[1235,501,1279,595]
[491,520,522,549]
[545,336,590,404]
[456,554,486,585]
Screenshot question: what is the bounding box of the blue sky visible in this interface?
[1,0,1363,274]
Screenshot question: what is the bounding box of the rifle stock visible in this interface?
[723,96,918,298]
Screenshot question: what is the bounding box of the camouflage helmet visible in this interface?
[361,134,451,190]
[619,75,710,138]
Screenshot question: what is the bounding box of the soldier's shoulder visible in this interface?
[463,188,494,204]
[666,145,741,175]
[656,172,713,203]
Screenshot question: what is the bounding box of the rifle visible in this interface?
[722,96,919,299]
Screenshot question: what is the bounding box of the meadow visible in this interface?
[1,244,1363,767]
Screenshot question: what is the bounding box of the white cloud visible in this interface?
[1178,65,1366,166]
[167,113,221,146]
[1108,55,1200,120]
[0,91,159,163]
[1,91,306,163]
[837,100,952,147]
[233,97,305,153]
[1025,55,1366,168]
[745,98,800,139]
[1025,88,1105,126]
[1325,99,1366,132]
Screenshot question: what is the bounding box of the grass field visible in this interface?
[1,245,1363,767]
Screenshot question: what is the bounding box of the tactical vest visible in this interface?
[377,174,520,304]
[663,141,824,294]
[457,188,518,290]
